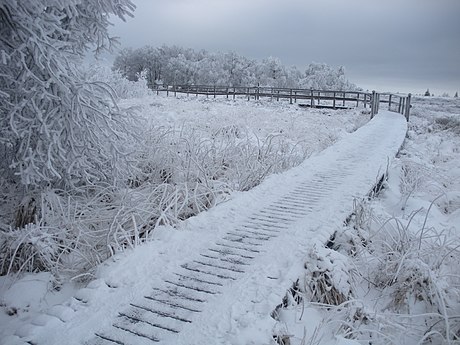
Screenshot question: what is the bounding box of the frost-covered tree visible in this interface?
[301,63,356,91]
[112,45,359,90]
[454,91,458,98]
[0,0,136,188]
[424,89,431,96]
[112,47,142,81]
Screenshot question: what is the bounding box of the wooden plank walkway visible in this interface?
[82,113,405,345]
[14,111,407,345]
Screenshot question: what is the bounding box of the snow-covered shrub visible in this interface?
[303,244,354,306]
[331,200,460,344]
[434,116,460,134]
[0,223,60,276]
[87,65,152,99]
[399,160,425,210]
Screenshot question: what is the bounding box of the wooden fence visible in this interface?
[154,84,411,121]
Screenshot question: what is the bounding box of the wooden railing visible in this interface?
[154,84,411,121]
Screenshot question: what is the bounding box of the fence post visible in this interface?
[333,92,336,109]
[166,85,169,97]
[405,93,411,121]
[174,85,177,97]
[289,89,293,104]
[371,90,376,118]
[388,94,392,111]
[342,92,346,106]
[310,90,314,107]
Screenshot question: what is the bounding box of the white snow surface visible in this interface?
[0,109,407,345]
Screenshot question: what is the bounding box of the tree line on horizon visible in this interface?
[112,45,360,91]
[424,89,458,97]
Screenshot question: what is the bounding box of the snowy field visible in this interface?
[1,95,459,345]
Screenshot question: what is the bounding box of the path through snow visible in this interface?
[4,111,407,345]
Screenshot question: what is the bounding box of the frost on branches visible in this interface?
[0,0,135,187]
[0,0,140,276]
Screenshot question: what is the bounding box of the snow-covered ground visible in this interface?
[1,95,459,345]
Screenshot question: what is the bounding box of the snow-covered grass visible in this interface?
[272,96,460,345]
[0,87,369,281]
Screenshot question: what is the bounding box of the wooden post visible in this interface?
[277,90,280,101]
[310,90,314,107]
[371,91,376,118]
[356,92,359,107]
[294,90,297,103]
[289,89,293,104]
[213,85,216,98]
[233,87,236,100]
[174,85,177,97]
[333,92,336,109]
[247,87,250,101]
[405,93,411,121]
[166,85,169,97]
[342,92,345,106]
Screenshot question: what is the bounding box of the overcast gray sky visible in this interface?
[109,0,460,95]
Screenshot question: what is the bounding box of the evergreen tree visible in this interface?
[424,89,431,96]
[455,91,458,98]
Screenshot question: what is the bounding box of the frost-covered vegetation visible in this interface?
[272,96,460,345]
[0,0,365,282]
[113,45,359,90]
[0,89,367,281]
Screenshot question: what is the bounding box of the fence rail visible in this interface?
[154,84,411,121]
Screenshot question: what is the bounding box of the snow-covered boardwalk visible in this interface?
[17,111,407,345]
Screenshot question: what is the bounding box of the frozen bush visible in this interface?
[87,65,152,99]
